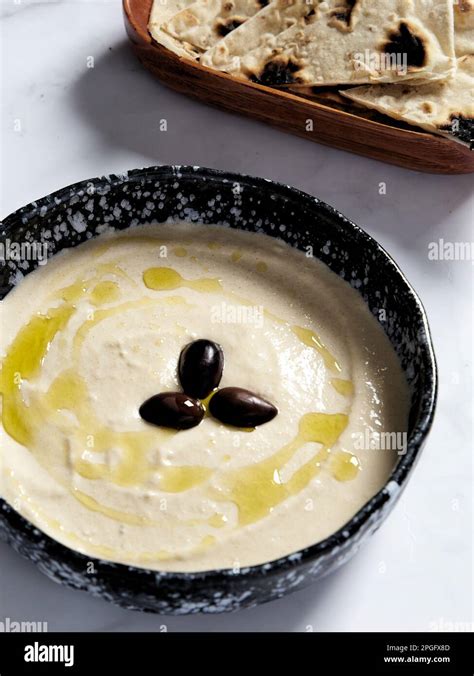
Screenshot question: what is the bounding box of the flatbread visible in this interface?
[149,0,192,24]
[454,0,474,55]
[202,0,456,86]
[200,0,321,69]
[148,0,198,58]
[341,55,474,146]
[160,0,269,58]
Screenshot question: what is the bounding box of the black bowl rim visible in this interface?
[0,165,438,582]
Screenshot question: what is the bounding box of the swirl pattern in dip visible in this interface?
[0,223,409,571]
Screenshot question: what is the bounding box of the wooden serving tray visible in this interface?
[123,0,474,174]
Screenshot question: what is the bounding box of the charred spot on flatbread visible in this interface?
[382,21,427,70]
[216,17,246,37]
[328,0,358,32]
[304,8,317,25]
[257,0,269,6]
[249,56,304,85]
[440,114,474,148]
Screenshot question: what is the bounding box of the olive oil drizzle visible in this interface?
[216,412,349,526]
[331,450,361,482]
[143,267,222,293]
[331,378,354,397]
[0,304,75,446]
[54,263,133,305]
[291,326,342,374]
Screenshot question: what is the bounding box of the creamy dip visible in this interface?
[0,223,409,572]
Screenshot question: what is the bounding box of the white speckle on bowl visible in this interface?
[67,212,87,234]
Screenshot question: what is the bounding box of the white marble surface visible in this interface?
[0,0,472,632]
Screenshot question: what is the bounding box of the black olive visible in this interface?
[178,339,224,399]
[209,387,278,428]
[139,392,204,430]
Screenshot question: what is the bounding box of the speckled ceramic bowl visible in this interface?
[0,166,437,614]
